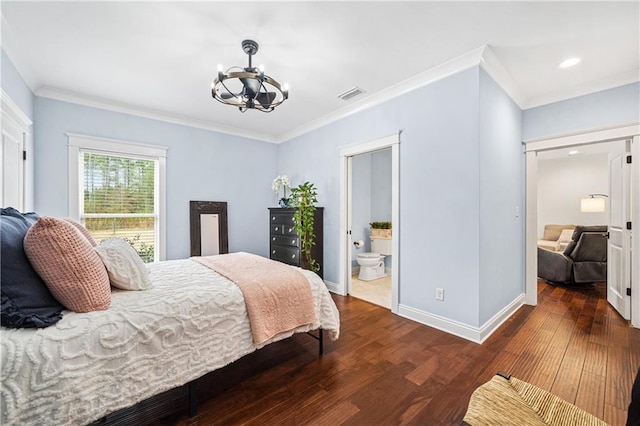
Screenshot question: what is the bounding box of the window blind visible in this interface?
[81,151,157,262]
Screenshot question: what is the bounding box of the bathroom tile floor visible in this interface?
[350,274,391,309]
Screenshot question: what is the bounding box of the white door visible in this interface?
[1,112,25,211]
[607,151,631,319]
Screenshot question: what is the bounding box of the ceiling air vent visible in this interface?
[337,86,365,101]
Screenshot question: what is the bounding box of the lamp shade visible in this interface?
[581,197,605,213]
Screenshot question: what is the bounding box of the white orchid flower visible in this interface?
[272,175,292,199]
[272,176,281,193]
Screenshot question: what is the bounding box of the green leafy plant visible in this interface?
[370,221,392,229]
[122,234,155,263]
[290,181,320,273]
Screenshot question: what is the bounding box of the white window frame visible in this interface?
[68,133,167,261]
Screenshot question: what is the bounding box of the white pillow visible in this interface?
[557,228,574,243]
[95,238,152,290]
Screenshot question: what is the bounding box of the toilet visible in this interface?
[357,237,392,281]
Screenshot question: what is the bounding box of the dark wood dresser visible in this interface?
[268,207,323,278]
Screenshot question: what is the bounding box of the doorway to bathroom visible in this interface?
[339,132,400,313]
[349,148,393,308]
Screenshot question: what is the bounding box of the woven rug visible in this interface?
[463,374,608,426]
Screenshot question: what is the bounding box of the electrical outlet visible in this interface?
[435,288,444,301]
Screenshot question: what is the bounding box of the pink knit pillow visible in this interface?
[62,218,98,247]
[24,217,111,313]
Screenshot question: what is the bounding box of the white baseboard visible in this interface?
[398,293,525,344]
[478,293,526,342]
[324,280,341,294]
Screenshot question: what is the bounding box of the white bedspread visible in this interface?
[0,259,340,426]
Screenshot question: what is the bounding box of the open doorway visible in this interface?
[524,126,639,328]
[338,132,400,313]
[536,140,626,309]
[349,148,393,308]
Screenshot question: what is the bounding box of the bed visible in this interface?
[0,256,340,425]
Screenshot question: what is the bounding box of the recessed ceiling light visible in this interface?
[559,58,581,69]
[568,150,579,155]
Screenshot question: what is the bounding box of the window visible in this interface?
[82,152,157,262]
[68,134,167,262]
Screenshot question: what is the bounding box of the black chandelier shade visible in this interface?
[211,39,288,113]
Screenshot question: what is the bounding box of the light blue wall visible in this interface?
[351,152,372,266]
[1,50,36,210]
[478,69,524,325]
[523,82,640,141]
[370,148,392,222]
[370,148,392,269]
[34,97,278,261]
[279,67,482,326]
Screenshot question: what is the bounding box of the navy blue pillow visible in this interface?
[1,207,64,328]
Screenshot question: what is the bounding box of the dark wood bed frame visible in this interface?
[186,330,323,417]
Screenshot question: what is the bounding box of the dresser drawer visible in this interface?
[271,223,297,236]
[270,245,299,265]
[270,213,296,225]
[270,224,284,235]
[282,224,297,236]
[271,235,299,247]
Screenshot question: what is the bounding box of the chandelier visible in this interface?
[211,39,289,113]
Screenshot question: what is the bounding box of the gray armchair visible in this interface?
[538,225,608,284]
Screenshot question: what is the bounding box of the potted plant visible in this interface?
[272,175,291,207]
[370,221,392,238]
[290,181,320,273]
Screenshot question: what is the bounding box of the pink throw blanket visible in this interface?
[193,252,317,345]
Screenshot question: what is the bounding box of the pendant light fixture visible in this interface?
[580,194,607,213]
[211,39,288,113]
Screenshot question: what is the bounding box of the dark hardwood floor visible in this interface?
[168,280,639,426]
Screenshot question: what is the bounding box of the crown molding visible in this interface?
[479,45,527,108]
[275,46,486,143]
[522,68,640,110]
[36,86,277,143]
[1,88,32,129]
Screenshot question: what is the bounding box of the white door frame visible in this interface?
[339,132,400,313]
[524,123,640,328]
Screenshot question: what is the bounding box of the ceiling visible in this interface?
[2,2,638,143]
